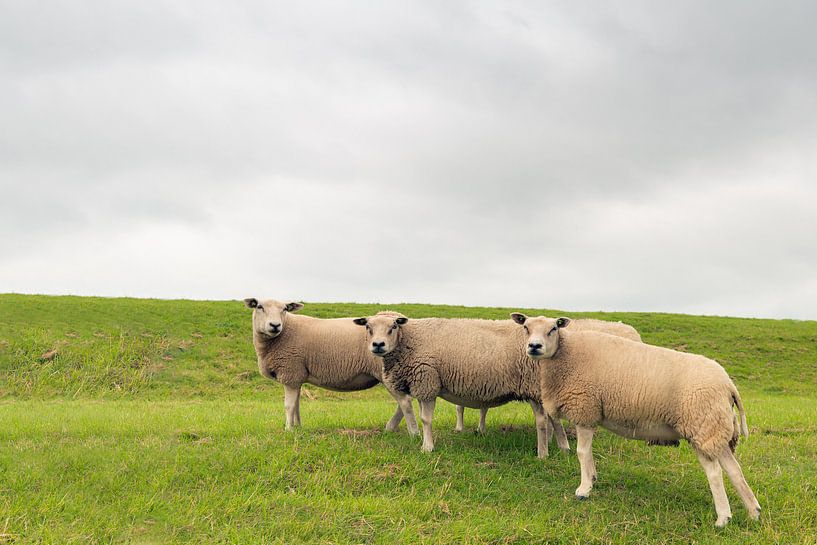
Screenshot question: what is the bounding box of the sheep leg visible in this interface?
[391,392,419,436]
[455,405,465,432]
[478,407,488,434]
[283,384,301,430]
[529,400,550,459]
[384,404,404,433]
[575,426,596,499]
[419,398,437,452]
[549,416,571,453]
[695,449,732,527]
[718,449,761,520]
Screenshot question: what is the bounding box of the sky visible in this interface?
[2,1,816,319]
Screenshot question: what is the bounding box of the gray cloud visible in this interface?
[2,1,816,319]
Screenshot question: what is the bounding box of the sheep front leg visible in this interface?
[283,384,301,430]
[384,404,404,433]
[478,408,488,434]
[529,400,550,459]
[455,405,465,432]
[419,398,437,452]
[575,426,596,499]
[549,416,570,453]
[390,391,418,436]
[696,449,732,527]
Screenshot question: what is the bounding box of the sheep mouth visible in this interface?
[371,347,387,355]
[527,349,544,358]
[263,329,282,338]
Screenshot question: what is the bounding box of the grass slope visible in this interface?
[1,294,816,544]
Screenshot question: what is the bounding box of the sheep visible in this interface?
[244,298,419,434]
[352,312,644,456]
[512,313,760,527]
[567,318,642,342]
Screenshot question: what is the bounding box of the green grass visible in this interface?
[1,294,816,544]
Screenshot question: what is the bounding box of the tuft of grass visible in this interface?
[1,294,816,543]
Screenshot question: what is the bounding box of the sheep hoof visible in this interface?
[421,443,434,453]
[560,447,571,454]
[749,507,761,521]
[715,516,731,528]
[575,494,588,501]
[454,427,464,433]
[575,487,592,500]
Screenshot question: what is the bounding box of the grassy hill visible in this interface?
[1,294,815,543]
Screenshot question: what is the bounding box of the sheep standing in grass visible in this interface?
[353,312,643,456]
[244,298,419,433]
[452,318,641,435]
[513,314,760,527]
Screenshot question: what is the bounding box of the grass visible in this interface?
[1,294,816,544]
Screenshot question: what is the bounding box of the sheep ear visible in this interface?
[285,302,304,312]
[244,298,258,309]
[395,317,408,325]
[510,313,527,325]
[352,317,368,326]
[556,317,571,328]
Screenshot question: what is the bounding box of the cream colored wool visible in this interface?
[515,315,759,527]
[568,318,641,342]
[354,312,643,456]
[245,299,419,434]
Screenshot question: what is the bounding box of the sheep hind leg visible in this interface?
[575,426,596,499]
[455,405,465,432]
[478,408,488,434]
[283,384,301,430]
[549,416,571,454]
[718,449,761,521]
[695,449,732,527]
[419,398,437,452]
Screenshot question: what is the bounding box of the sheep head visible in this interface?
[353,311,409,356]
[510,313,570,359]
[244,297,304,338]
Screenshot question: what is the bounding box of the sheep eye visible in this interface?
[523,326,528,333]
[256,305,264,311]
[387,329,393,335]
[548,327,557,335]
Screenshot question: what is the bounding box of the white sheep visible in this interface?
[353,312,644,457]
[513,313,760,527]
[244,298,419,433]
[452,318,641,434]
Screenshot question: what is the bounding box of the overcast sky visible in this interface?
[2,1,816,319]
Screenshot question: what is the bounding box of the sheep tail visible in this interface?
[732,389,749,437]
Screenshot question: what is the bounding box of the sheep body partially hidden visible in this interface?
[354,312,643,456]
[515,314,759,527]
[245,299,418,433]
[568,318,641,342]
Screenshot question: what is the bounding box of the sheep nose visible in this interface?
[269,323,281,331]
[372,341,386,348]
[528,342,543,350]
